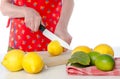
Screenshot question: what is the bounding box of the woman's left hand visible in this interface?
[54,27,72,51]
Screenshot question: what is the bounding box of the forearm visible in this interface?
[58,0,74,30]
[0,0,25,18]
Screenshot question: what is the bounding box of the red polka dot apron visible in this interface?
[7,0,62,52]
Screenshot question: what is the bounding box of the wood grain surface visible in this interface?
[38,50,71,67]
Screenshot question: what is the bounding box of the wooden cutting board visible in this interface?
[38,50,71,67]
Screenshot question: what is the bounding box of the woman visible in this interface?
[0,0,74,52]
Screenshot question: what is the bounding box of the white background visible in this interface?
[0,0,120,54]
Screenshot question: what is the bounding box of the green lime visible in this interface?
[88,51,100,65]
[95,54,115,71]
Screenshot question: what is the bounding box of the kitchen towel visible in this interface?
[66,58,120,76]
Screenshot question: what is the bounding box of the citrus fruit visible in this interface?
[71,46,91,54]
[88,51,100,65]
[1,49,25,72]
[95,54,115,71]
[22,52,44,74]
[47,40,63,56]
[94,44,114,56]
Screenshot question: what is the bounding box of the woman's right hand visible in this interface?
[23,7,41,32]
[1,0,42,32]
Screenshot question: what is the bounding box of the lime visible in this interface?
[95,54,115,71]
[88,51,100,65]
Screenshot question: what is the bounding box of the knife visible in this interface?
[39,24,71,50]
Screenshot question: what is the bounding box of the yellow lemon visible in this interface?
[72,46,92,54]
[47,40,63,56]
[94,44,114,56]
[1,49,25,72]
[22,52,44,74]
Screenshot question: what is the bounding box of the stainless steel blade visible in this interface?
[43,29,71,50]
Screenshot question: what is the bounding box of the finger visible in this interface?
[26,20,31,29]
[30,20,35,31]
[63,48,68,52]
[68,37,72,45]
[41,21,45,26]
[34,18,41,32]
[66,35,72,45]
[25,18,34,31]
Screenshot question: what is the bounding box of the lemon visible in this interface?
[22,52,44,74]
[47,40,63,56]
[88,51,100,65]
[1,49,25,72]
[95,54,115,71]
[71,46,91,54]
[94,44,114,56]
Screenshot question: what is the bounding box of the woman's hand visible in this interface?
[0,0,42,32]
[23,7,41,32]
[54,26,72,51]
[54,0,74,51]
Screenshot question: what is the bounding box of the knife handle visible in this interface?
[39,24,46,32]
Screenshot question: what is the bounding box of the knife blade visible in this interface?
[39,24,71,50]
